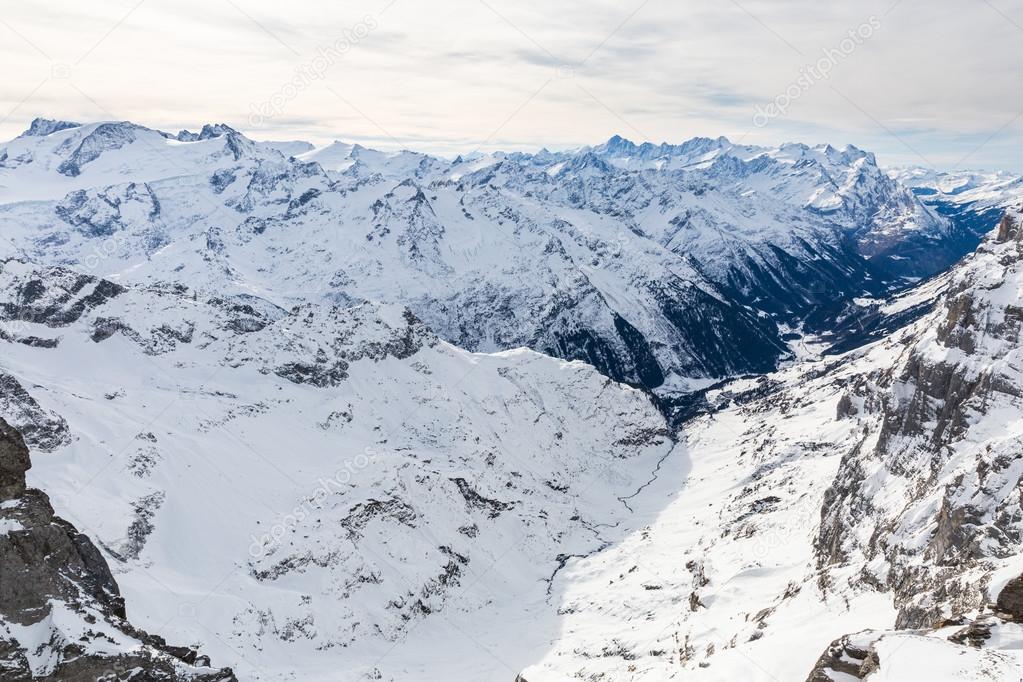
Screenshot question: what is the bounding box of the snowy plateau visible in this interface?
[0,117,1022,681]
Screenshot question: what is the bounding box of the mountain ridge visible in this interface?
[0,118,985,401]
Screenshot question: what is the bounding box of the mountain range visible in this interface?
[1,117,1021,681]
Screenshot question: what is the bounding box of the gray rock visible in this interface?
[804,633,879,681]
[0,418,30,499]
[0,418,236,681]
[996,574,1023,621]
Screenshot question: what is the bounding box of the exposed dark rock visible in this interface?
[0,418,30,499]
[947,615,993,647]
[19,118,81,137]
[995,574,1023,621]
[836,392,856,419]
[273,359,350,387]
[340,498,417,539]
[55,182,162,241]
[0,418,235,681]
[450,477,514,518]
[996,211,1021,243]
[0,263,125,328]
[56,122,139,177]
[0,373,71,452]
[209,169,236,194]
[804,634,879,682]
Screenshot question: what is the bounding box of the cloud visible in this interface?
[0,0,1019,171]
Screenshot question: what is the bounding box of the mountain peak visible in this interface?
[599,134,637,155]
[198,123,242,140]
[19,117,81,138]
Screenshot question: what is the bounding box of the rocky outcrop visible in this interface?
[805,633,879,681]
[0,419,29,499]
[996,209,1021,243]
[807,208,1023,677]
[56,122,140,177]
[0,373,71,452]
[995,574,1023,621]
[0,260,125,328]
[0,417,235,681]
[19,118,81,138]
[806,609,1023,681]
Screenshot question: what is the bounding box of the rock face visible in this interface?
[18,118,81,138]
[816,207,1023,629]
[0,419,30,498]
[996,574,1023,620]
[798,208,1023,678]
[804,615,1023,682]
[0,418,235,681]
[804,633,879,682]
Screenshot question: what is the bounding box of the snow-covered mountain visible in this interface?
[0,257,672,680]
[3,117,1023,682]
[4,203,1021,682]
[0,118,965,396]
[890,167,1023,214]
[889,166,1023,260]
[521,207,1023,681]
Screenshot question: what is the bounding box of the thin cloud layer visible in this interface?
[0,0,1020,170]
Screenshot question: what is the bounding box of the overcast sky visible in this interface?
[1,0,1021,170]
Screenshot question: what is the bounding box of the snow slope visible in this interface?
[0,418,236,681]
[5,210,1020,681]
[0,258,672,680]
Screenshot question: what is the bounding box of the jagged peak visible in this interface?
[600,134,635,153]
[996,206,1023,243]
[560,150,615,175]
[591,134,734,161]
[19,117,82,138]
[198,123,242,140]
[387,177,432,203]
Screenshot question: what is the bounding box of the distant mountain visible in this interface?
[0,119,979,400]
[890,167,1023,212]
[889,166,1023,257]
